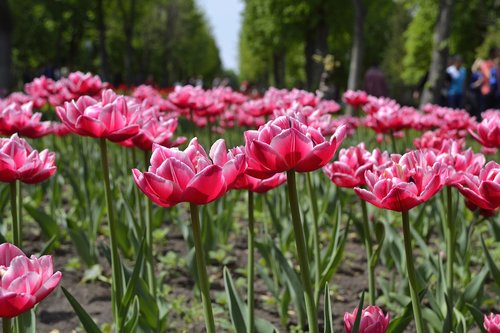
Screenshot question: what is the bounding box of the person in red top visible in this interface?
[480,47,498,111]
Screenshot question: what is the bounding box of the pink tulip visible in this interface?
[469,112,500,148]
[0,134,56,184]
[244,113,346,179]
[324,143,390,188]
[0,243,62,318]
[344,305,390,333]
[65,71,106,98]
[455,161,500,211]
[56,89,139,142]
[484,313,500,333]
[133,138,245,207]
[343,90,369,107]
[0,102,51,138]
[354,150,446,212]
[228,146,286,193]
[429,140,485,185]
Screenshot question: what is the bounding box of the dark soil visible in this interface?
[24,223,479,333]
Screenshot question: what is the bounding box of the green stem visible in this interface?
[446,186,455,310]
[390,131,397,153]
[189,203,216,333]
[247,191,255,333]
[99,138,124,329]
[286,170,318,333]
[402,211,424,333]
[361,200,375,305]
[306,173,321,305]
[10,182,20,247]
[3,318,11,333]
[144,150,156,297]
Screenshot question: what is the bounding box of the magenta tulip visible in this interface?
[354,150,446,212]
[244,113,346,179]
[469,112,500,148]
[455,161,500,211]
[0,243,62,318]
[133,138,245,207]
[484,313,500,333]
[344,306,390,333]
[56,89,139,142]
[324,143,390,188]
[0,134,56,184]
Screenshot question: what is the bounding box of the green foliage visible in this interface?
[9,0,222,87]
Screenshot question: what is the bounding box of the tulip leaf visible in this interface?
[351,290,365,333]
[370,221,385,269]
[323,283,334,333]
[119,237,146,329]
[62,286,103,333]
[123,296,140,333]
[24,203,60,240]
[223,267,247,333]
[319,217,350,290]
[465,303,488,333]
[66,217,97,266]
[272,243,307,326]
[480,235,500,288]
[387,289,427,333]
[462,267,488,304]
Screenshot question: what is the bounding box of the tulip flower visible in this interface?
[324,143,389,304]
[354,150,446,333]
[0,134,56,184]
[244,113,346,179]
[0,102,51,138]
[324,143,390,188]
[0,243,62,318]
[469,112,500,148]
[354,150,446,212]
[56,89,139,142]
[343,90,369,107]
[65,71,106,98]
[484,313,500,333]
[344,306,390,333]
[455,161,500,211]
[133,138,245,207]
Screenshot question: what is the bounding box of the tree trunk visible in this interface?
[118,0,136,85]
[0,0,12,95]
[347,0,365,92]
[273,48,286,88]
[304,5,328,92]
[96,0,109,81]
[420,0,453,107]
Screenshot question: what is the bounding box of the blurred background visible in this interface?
[0,0,498,105]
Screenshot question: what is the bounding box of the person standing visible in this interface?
[446,55,466,108]
[363,64,389,97]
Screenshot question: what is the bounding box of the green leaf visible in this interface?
[370,221,385,268]
[62,286,103,333]
[119,237,146,328]
[387,289,427,333]
[223,267,247,333]
[24,204,60,239]
[465,303,488,333]
[481,235,500,288]
[462,267,488,304]
[272,244,307,326]
[319,218,350,289]
[323,284,334,333]
[352,291,365,333]
[123,296,140,333]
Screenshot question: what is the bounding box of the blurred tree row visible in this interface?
[239,0,499,103]
[2,0,223,90]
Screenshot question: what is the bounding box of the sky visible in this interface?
[197,0,244,73]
